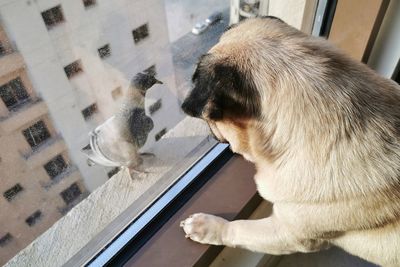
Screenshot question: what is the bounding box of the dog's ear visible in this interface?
[181,54,261,121]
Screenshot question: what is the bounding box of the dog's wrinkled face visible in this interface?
[181,19,292,159]
[181,17,300,161]
[180,50,262,151]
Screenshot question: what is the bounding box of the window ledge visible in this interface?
[5,116,212,267]
[123,155,262,267]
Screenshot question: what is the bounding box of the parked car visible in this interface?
[206,12,222,25]
[191,22,208,35]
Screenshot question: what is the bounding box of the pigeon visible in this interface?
[81,72,163,175]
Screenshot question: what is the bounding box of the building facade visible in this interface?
[0,0,183,264]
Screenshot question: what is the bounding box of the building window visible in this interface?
[81,103,98,120]
[44,155,68,179]
[3,184,23,202]
[143,65,156,76]
[25,210,43,227]
[155,128,167,141]
[83,0,96,8]
[111,87,122,100]
[60,183,82,205]
[107,167,120,178]
[0,233,13,247]
[149,99,162,115]
[98,44,111,59]
[0,42,6,56]
[132,24,149,44]
[64,60,83,79]
[0,78,30,111]
[41,5,64,29]
[22,120,51,149]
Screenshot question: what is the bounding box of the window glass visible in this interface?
[22,120,51,148]
[41,5,64,28]
[44,155,68,179]
[0,0,229,265]
[25,210,43,227]
[98,44,111,59]
[132,24,149,44]
[60,183,82,205]
[3,184,24,202]
[0,78,29,111]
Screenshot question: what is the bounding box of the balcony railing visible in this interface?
[21,134,63,160]
[40,165,79,191]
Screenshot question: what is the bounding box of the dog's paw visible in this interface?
[180,213,228,245]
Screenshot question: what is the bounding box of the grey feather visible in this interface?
[81,72,163,172]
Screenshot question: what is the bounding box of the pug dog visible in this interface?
[180,17,400,266]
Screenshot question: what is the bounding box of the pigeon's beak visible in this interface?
[155,79,163,85]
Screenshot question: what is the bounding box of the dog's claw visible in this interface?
[180,221,185,227]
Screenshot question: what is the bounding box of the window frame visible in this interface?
[64,60,83,79]
[43,154,68,179]
[60,182,83,205]
[98,44,111,59]
[25,210,43,227]
[22,120,51,149]
[83,0,97,9]
[0,77,30,111]
[41,5,65,29]
[132,24,149,44]
[81,103,98,121]
[65,143,230,266]
[3,183,24,202]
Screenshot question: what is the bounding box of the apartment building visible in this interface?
[0,0,183,264]
[0,24,88,264]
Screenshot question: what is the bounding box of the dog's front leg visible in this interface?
[181,213,328,254]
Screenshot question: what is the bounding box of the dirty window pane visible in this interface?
[44,155,68,179]
[25,210,43,227]
[0,0,230,265]
[0,78,29,111]
[3,184,24,202]
[132,24,149,44]
[60,183,82,205]
[22,120,51,148]
[41,5,65,28]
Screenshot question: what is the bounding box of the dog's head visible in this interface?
[181,17,298,160]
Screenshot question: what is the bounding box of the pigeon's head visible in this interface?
[131,72,163,93]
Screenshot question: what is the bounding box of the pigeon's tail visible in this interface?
[127,107,154,148]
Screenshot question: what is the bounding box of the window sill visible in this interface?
[121,155,262,267]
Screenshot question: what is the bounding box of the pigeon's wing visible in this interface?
[127,107,154,148]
